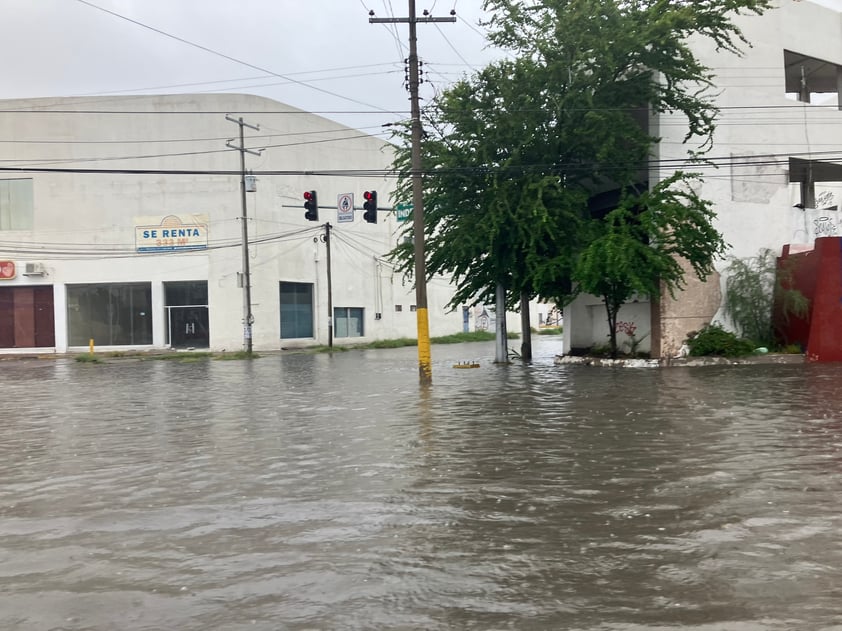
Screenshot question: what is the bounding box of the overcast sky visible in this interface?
[0,0,505,134]
[1,0,841,135]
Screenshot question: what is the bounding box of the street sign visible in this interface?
[396,202,412,222]
[337,193,354,223]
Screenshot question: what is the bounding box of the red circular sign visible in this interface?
[0,261,15,280]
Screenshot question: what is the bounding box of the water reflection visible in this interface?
[1,342,841,630]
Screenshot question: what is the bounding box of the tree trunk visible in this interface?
[605,300,619,358]
[520,292,532,362]
[495,283,509,363]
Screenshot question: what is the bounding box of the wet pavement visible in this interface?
[2,337,842,630]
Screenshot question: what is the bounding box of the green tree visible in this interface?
[575,172,728,357]
[389,0,771,353]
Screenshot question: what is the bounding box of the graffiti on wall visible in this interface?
[814,216,838,238]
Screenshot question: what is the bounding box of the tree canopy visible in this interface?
[389,0,771,353]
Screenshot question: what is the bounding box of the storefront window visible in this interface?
[67,283,152,346]
[280,282,314,339]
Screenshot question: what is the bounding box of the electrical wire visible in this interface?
[72,63,402,97]
[3,102,842,116]
[2,147,841,179]
[73,0,395,114]
[0,131,392,168]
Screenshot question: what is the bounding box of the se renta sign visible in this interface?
[135,214,209,253]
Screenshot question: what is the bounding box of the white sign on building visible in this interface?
[337,193,354,223]
[135,214,209,253]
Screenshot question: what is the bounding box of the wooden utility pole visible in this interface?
[370,2,455,385]
[226,115,261,354]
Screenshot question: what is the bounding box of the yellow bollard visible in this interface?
[89,339,94,354]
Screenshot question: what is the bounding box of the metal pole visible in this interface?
[325,222,334,348]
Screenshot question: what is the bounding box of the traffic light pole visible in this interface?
[325,222,334,348]
[226,115,261,355]
[371,2,455,385]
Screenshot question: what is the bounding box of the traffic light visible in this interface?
[363,190,377,224]
[304,190,318,221]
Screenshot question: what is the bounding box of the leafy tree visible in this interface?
[388,0,771,353]
[575,172,728,357]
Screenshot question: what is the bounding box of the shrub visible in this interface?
[724,249,809,348]
[686,324,756,357]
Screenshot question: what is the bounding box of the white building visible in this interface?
[0,93,475,353]
[564,0,842,358]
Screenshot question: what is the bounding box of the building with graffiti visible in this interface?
[564,0,842,359]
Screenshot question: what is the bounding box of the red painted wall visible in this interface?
[776,237,842,362]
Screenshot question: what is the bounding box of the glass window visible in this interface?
[67,283,152,346]
[280,282,314,339]
[165,281,208,306]
[0,179,34,231]
[334,307,364,338]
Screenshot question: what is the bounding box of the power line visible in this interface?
[3,102,841,116]
[0,124,389,146]
[0,131,391,168]
[73,0,395,114]
[1,149,841,178]
[72,63,402,97]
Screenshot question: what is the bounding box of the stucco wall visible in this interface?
[653,0,842,355]
[0,94,476,352]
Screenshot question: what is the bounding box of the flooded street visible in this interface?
[2,338,842,630]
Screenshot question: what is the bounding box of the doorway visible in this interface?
[165,281,209,349]
[168,306,209,348]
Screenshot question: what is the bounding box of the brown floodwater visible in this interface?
[1,338,841,630]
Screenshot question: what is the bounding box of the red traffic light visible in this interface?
[363,190,377,223]
[304,190,318,221]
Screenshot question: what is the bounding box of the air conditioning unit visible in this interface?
[23,262,45,276]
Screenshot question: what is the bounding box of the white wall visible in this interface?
[654,0,842,352]
[0,93,470,352]
[0,93,538,353]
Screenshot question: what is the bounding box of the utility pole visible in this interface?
[370,2,455,385]
[324,222,334,348]
[226,115,261,355]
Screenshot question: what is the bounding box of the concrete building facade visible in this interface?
[564,0,842,358]
[0,93,473,354]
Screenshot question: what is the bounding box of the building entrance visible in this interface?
[165,281,209,349]
[167,306,209,349]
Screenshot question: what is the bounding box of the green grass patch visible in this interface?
[151,352,214,361]
[215,351,261,360]
[535,327,563,336]
[75,353,103,363]
[310,345,350,353]
[431,331,497,344]
[366,338,417,349]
